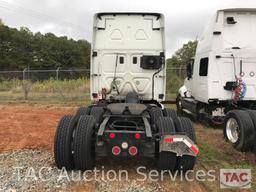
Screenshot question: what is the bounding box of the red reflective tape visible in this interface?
[190,145,199,155]
[164,137,173,143]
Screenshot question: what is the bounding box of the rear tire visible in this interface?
[90,107,104,127]
[246,110,256,151]
[149,107,163,132]
[54,115,79,170]
[174,117,196,171]
[174,117,196,142]
[156,117,177,171]
[73,115,96,171]
[163,108,178,119]
[76,107,90,116]
[224,110,255,151]
[176,94,183,115]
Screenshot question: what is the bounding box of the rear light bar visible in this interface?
[163,136,199,155]
[108,132,143,140]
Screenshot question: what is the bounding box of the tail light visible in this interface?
[134,133,141,139]
[109,133,116,139]
[112,146,121,155]
[128,146,138,156]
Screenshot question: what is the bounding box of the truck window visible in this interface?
[199,58,208,76]
[119,56,124,64]
[133,57,137,64]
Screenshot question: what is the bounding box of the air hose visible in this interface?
[233,76,247,101]
[106,55,120,95]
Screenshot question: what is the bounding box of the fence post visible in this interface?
[23,68,27,80]
[56,67,60,80]
[27,67,30,80]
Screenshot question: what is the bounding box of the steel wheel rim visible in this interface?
[226,118,239,143]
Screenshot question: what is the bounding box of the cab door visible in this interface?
[193,56,209,103]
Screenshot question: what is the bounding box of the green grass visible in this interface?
[0,79,179,105]
[196,137,256,190]
[197,140,223,166]
[0,78,91,105]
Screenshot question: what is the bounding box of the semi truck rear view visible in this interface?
[54,12,198,171]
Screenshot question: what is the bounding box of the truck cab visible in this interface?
[91,13,166,102]
[181,8,256,104]
[178,9,256,152]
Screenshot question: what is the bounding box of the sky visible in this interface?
[0,0,256,57]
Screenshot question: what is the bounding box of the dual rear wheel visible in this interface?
[54,106,104,171]
[54,115,78,170]
[155,114,197,171]
[224,110,256,152]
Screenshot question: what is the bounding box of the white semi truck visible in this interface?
[54,13,198,171]
[178,8,256,152]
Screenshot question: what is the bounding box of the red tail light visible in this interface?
[128,146,138,156]
[112,146,121,155]
[134,133,141,139]
[109,133,116,139]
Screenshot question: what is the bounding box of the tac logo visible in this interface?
[220,169,251,189]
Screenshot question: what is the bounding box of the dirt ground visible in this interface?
[0,105,255,191]
[0,105,75,152]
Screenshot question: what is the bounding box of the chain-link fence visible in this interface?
[0,67,186,105]
[0,68,90,81]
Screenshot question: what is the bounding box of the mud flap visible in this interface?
[159,135,199,157]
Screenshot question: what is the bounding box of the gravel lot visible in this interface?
[0,150,66,192]
[0,150,167,192]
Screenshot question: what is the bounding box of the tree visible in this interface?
[165,40,197,94]
[167,40,197,68]
[0,24,91,71]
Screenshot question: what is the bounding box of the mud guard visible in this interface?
[159,135,199,157]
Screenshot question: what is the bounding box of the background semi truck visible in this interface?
[54,12,198,171]
[177,8,256,152]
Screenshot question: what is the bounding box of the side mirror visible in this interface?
[186,63,192,79]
